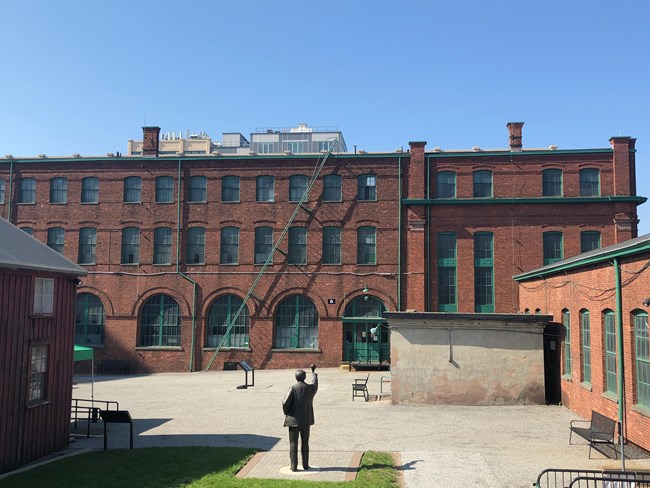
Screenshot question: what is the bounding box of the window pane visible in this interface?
[437,172,456,199]
[357,174,376,201]
[222,176,240,202]
[635,313,650,407]
[256,176,274,202]
[139,294,181,347]
[78,227,97,264]
[542,169,562,197]
[438,233,457,311]
[75,293,105,346]
[121,227,140,264]
[187,227,205,264]
[49,177,67,204]
[153,227,172,265]
[29,345,48,403]
[274,295,318,349]
[357,227,376,264]
[124,177,142,203]
[255,227,273,264]
[581,310,591,384]
[473,171,492,198]
[47,227,65,254]
[206,295,249,348]
[0,178,5,204]
[563,310,572,376]
[288,227,307,264]
[604,311,617,395]
[220,227,239,264]
[581,231,601,253]
[580,169,600,196]
[156,176,174,203]
[81,177,99,203]
[189,176,207,202]
[474,233,493,312]
[34,278,54,314]
[289,175,308,202]
[19,178,36,203]
[322,227,341,264]
[543,232,563,265]
[323,175,342,202]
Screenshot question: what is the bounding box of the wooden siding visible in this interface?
[0,270,77,474]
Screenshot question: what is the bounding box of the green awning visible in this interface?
[73,345,94,362]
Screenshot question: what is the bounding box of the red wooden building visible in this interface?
[0,218,86,474]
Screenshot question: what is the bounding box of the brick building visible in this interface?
[0,122,644,373]
[515,235,650,451]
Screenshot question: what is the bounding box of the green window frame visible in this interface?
[47,227,65,254]
[581,231,601,253]
[357,226,376,265]
[222,176,240,203]
[18,178,36,203]
[322,226,341,265]
[604,310,617,396]
[187,227,205,265]
[563,309,572,377]
[274,295,318,349]
[153,227,173,265]
[138,294,181,347]
[254,226,273,264]
[289,175,308,202]
[474,232,494,312]
[635,311,650,408]
[288,227,307,265]
[0,178,4,204]
[581,309,591,385]
[123,176,141,203]
[220,227,239,264]
[437,232,457,311]
[543,232,563,265]
[78,227,97,265]
[473,170,493,198]
[75,293,105,346]
[256,176,274,202]
[49,177,67,204]
[81,177,99,203]
[436,171,456,199]
[580,168,600,197]
[155,176,174,203]
[188,176,207,203]
[121,227,140,264]
[357,174,376,201]
[323,175,342,202]
[206,295,249,348]
[542,169,562,197]
[21,227,33,236]
[28,344,48,404]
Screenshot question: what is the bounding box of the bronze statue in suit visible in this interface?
[282,364,318,471]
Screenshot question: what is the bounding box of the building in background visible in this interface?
[0,218,86,474]
[0,122,643,376]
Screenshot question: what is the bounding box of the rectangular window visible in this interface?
[123,176,142,203]
[121,227,140,264]
[21,227,33,236]
[81,177,99,203]
[322,227,341,264]
[222,176,240,203]
[49,177,68,204]
[474,232,494,312]
[47,227,65,254]
[187,227,205,265]
[436,172,456,199]
[220,227,239,264]
[318,141,333,152]
[78,227,97,264]
[28,344,48,404]
[0,178,4,203]
[34,278,54,314]
[256,176,274,202]
[188,176,207,203]
[155,176,174,203]
[357,227,376,265]
[357,174,376,201]
[255,227,273,264]
[19,178,36,203]
[287,141,304,153]
[153,227,173,265]
[437,233,457,311]
[543,232,563,265]
[289,175,308,202]
[288,227,307,265]
[257,142,276,154]
[581,310,591,385]
[604,311,617,396]
[580,231,601,253]
[635,313,650,408]
[473,171,493,198]
[580,168,600,197]
[323,175,342,202]
[563,310,572,377]
[542,169,563,197]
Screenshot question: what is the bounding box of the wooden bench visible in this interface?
[352,373,370,401]
[569,410,617,459]
[95,359,131,375]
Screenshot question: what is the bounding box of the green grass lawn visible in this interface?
[0,448,400,488]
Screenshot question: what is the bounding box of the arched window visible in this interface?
[274,295,318,349]
[206,295,249,348]
[344,296,386,318]
[75,293,105,346]
[139,294,181,347]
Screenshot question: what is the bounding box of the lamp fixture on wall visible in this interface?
[643,297,650,307]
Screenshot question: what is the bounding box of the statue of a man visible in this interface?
[282,364,318,471]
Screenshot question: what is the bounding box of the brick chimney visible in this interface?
[507,122,524,150]
[142,126,161,157]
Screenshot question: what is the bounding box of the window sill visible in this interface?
[322,200,342,203]
[631,405,650,418]
[187,263,205,266]
[322,263,342,266]
[79,263,96,266]
[155,202,174,205]
[562,374,572,382]
[188,201,207,204]
[271,348,321,353]
[80,202,99,205]
[203,347,251,352]
[255,201,275,204]
[49,202,67,205]
[602,391,618,404]
[579,382,592,392]
[31,313,54,318]
[27,400,50,409]
[220,263,239,266]
[123,202,141,205]
[135,346,182,351]
[152,264,172,267]
[17,202,36,205]
[120,263,140,266]
[221,201,240,204]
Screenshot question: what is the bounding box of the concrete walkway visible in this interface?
[31,368,650,486]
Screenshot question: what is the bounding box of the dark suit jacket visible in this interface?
[282,374,318,428]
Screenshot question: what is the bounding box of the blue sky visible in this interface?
[1,0,649,233]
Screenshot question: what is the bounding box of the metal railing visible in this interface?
[535,468,650,488]
[71,398,119,438]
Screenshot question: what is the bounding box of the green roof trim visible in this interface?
[425,148,616,158]
[403,196,647,206]
[514,233,650,282]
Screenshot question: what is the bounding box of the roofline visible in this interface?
[403,196,647,206]
[424,148,620,158]
[0,262,87,276]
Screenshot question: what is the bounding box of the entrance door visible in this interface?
[343,322,389,364]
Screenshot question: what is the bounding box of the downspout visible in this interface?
[426,156,431,311]
[613,257,626,469]
[398,156,402,310]
[176,159,197,372]
[7,160,14,222]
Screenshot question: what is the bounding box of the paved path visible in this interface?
[31,368,650,486]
